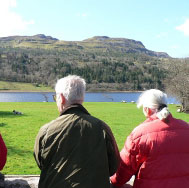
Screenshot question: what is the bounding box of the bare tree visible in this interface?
[164,59,189,112]
[41,93,49,102]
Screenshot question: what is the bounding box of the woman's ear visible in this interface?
[143,107,152,117]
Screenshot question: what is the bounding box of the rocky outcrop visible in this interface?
[0,175,39,188]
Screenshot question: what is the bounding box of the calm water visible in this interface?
[0,92,179,104]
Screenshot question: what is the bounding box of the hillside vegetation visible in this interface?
[0,34,170,91]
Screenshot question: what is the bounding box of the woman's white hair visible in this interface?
[137,89,170,120]
[55,75,86,105]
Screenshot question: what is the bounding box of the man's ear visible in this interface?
[60,94,66,105]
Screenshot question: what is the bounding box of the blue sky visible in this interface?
[0,0,189,58]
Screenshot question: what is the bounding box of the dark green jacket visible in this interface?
[34,104,120,188]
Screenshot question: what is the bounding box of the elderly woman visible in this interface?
[111,89,189,188]
[0,134,7,170]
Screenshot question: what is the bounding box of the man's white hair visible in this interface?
[55,75,86,105]
[137,89,169,120]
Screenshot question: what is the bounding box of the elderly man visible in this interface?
[34,75,120,188]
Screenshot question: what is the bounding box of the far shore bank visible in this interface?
[0,90,143,93]
[0,90,53,93]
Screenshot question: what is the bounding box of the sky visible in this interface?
[0,0,189,58]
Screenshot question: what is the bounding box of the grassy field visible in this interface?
[0,81,53,92]
[0,102,188,175]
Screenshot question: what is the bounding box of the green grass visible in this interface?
[0,102,188,175]
[0,81,53,92]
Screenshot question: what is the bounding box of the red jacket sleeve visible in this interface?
[0,134,7,170]
[110,134,145,187]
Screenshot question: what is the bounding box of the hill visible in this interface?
[0,35,169,58]
[83,36,169,58]
[0,34,170,91]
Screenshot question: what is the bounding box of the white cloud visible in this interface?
[176,19,189,36]
[0,0,34,37]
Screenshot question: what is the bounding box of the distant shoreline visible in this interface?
[0,90,142,93]
[0,90,53,93]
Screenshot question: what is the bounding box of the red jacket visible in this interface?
[111,114,189,188]
[0,134,7,170]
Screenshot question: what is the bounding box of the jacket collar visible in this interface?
[145,113,173,123]
[60,104,90,116]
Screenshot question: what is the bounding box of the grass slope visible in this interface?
[0,81,53,92]
[0,102,188,174]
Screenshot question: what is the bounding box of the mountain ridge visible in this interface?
[0,34,170,58]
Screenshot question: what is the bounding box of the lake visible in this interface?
[0,92,179,104]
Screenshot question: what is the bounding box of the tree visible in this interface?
[164,59,189,113]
